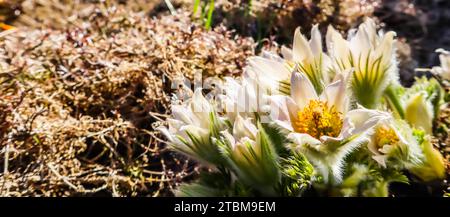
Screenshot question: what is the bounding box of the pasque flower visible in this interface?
[404,91,434,134]
[165,17,447,197]
[326,18,398,109]
[216,115,280,194]
[243,53,291,95]
[218,76,268,122]
[432,48,450,80]
[390,77,444,134]
[159,88,225,165]
[243,25,332,96]
[368,119,423,168]
[409,134,446,182]
[269,70,389,184]
[281,25,332,94]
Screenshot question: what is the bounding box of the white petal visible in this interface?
[268,95,290,122]
[286,96,301,125]
[309,24,322,57]
[321,71,350,113]
[293,27,313,62]
[363,18,377,45]
[179,125,210,141]
[233,115,258,140]
[242,79,261,113]
[374,31,396,67]
[437,50,450,73]
[345,107,390,135]
[190,88,212,113]
[246,56,291,92]
[326,26,352,70]
[190,88,214,128]
[221,130,236,147]
[273,120,294,132]
[290,72,318,108]
[287,133,322,151]
[172,105,193,124]
[350,23,372,56]
[261,51,284,62]
[157,126,174,142]
[372,155,387,168]
[167,118,185,132]
[281,45,293,61]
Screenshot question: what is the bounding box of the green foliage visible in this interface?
[217,122,280,195]
[176,169,253,197]
[408,77,444,122]
[278,153,314,196]
[409,133,446,182]
[173,112,225,166]
[289,133,369,186]
[332,163,409,197]
[261,123,290,157]
[192,0,215,30]
[384,84,406,118]
[351,51,391,109]
[296,54,326,95]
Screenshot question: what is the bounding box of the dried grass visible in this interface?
[185,0,381,43]
[0,4,254,196]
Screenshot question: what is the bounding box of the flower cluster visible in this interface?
[159,18,447,197]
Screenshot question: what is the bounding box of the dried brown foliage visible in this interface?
[186,0,381,43]
[2,0,174,28]
[435,86,450,196]
[0,5,254,196]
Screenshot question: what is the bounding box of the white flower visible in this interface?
[431,48,450,80]
[243,25,333,96]
[326,18,398,108]
[218,76,268,122]
[282,25,332,94]
[217,115,279,193]
[244,54,291,95]
[221,115,259,162]
[269,71,389,184]
[158,88,224,165]
[368,119,423,168]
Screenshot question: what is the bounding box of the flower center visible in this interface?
[293,100,343,139]
[373,126,399,148]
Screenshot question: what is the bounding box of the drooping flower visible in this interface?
[158,88,225,165]
[404,91,434,134]
[432,48,450,80]
[216,115,280,194]
[368,119,423,168]
[388,77,444,134]
[269,71,389,184]
[409,133,446,182]
[326,18,398,109]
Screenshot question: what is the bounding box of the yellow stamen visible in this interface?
[373,126,399,148]
[293,100,343,139]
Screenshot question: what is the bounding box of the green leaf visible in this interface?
[278,153,314,196]
[204,0,215,30]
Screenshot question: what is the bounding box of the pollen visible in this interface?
[373,126,399,148]
[293,100,343,139]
